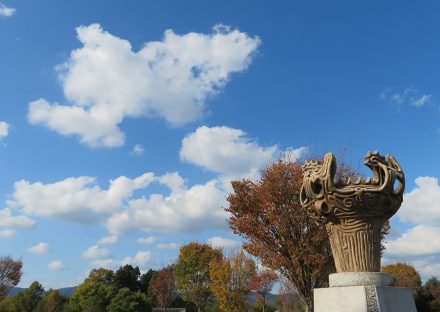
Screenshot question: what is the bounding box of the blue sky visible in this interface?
[1,0,440,289]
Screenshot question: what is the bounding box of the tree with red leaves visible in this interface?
[251,269,278,312]
[151,265,177,311]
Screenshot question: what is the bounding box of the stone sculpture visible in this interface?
[300,151,405,272]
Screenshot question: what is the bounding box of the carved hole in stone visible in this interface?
[311,179,323,195]
[300,187,307,203]
[320,201,330,214]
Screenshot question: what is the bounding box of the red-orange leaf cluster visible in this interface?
[226,160,335,311]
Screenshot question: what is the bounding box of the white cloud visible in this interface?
[180,126,277,176]
[0,229,15,237]
[412,94,432,107]
[121,251,151,268]
[28,242,50,255]
[207,236,240,250]
[97,235,118,245]
[82,245,110,259]
[8,125,308,235]
[90,258,118,270]
[8,173,155,223]
[180,126,308,193]
[0,3,15,17]
[137,236,155,244]
[48,260,66,270]
[397,177,440,226]
[385,225,440,257]
[28,23,260,147]
[383,176,440,279]
[131,144,144,156]
[0,121,9,141]
[156,243,178,250]
[0,208,35,228]
[106,176,227,234]
[381,86,432,108]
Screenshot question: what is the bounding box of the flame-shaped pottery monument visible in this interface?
[300,151,416,312]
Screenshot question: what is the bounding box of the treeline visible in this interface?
[0,243,305,312]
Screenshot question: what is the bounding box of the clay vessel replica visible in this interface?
[300,151,405,272]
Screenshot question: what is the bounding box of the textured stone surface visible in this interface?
[300,151,405,272]
[329,272,393,287]
[314,285,416,312]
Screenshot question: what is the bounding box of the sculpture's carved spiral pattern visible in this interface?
[300,151,405,272]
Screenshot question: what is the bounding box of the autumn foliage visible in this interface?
[151,265,177,310]
[174,242,223,312]
[209,251,255,312]
[382,262,422,288]
[0,256,22,299]
[226,160,335,311]
[251,270,278,312]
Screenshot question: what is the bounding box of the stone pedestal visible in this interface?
[314,273,417,312]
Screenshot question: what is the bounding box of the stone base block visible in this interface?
[314,285,416,312]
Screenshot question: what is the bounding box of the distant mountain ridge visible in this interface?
[9,286,77,297]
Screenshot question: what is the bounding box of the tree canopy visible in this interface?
[174,242,223,312]
[151,265,177,310]
[209,251,255,312]
[226,160,334,311]
[0,256,23,299]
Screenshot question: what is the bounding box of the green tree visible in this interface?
[36,289,66,312]
[209,251,255,312]
[174,242,222,312]
[85,268,114,285]
[113,265,141,292]
[13,281,45,312]
[107,288,151,312]
[0,256,23,299]
[0,296,17,312]
[66,279,114,312]
[140,269,156,293]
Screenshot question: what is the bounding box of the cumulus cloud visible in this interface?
[397,177,440,226]
[137,236,156,244]
[106,175,227,234]
[207,236,240,250]
[384,176,440,278]
[180,126,276,176]
[48,260,66,270]
[82,245,110,259]
[0,3,15,17]
[7,125,308,235]
[0,208,35,228]
[0,121,9,141]
[381,86,432,108]
[28,242,50,255]
[385,225,440,257]
[97,235,118,245]
[121,251,151,268]
[7,171,227,234]
[180,126,308,179]
[90,258,118,270]
[8,173,155,223]
[28,23,260,147]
